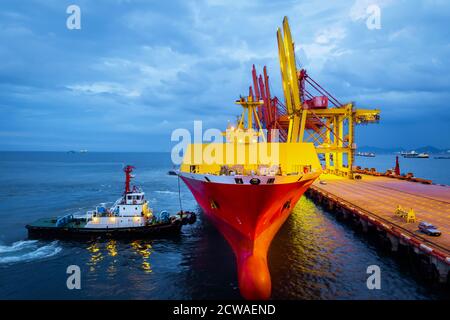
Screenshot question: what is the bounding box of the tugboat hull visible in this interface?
[26,220,182,240]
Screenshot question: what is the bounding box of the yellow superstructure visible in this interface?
[180,92,321,176]
[180,142,321,176]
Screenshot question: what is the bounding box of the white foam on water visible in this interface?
[0,240,62,264]
[0,240,38,253]
[155,190,177,195]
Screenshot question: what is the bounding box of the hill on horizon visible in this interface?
[358,145,449,154]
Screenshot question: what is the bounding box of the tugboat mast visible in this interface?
[123,165,135,194]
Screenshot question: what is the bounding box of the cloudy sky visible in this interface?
[0,0,449,151]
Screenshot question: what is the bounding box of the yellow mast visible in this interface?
[234,96,266,143]
[277,17,308,144]
[277,17,380,178]
[276,29,295,141]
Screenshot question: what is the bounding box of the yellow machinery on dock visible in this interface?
[395,205,416,223]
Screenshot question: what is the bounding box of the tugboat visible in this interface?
[26,165,196,239]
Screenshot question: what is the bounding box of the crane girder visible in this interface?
[238,17,382,179]
[277,17,307,143]
[277,29,294,117]
[282,17,302,113]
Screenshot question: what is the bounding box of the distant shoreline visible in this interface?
[0,150,172,153]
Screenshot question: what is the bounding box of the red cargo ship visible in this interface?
[179,166,319,299]
[179,17,322,299]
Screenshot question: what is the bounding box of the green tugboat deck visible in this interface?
[27,217,87,229]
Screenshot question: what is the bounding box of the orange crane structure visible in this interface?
[248,17,380,178]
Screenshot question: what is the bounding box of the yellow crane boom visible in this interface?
[276,16,380,178]
[277,17,308,143]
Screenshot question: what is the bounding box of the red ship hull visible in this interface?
[180,175,317,299]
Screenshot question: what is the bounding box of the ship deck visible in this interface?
[310,174,450,256]
[27,217,86,229]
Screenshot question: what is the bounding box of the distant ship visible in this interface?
[401,151,429,158]
[67,150,88,154]
[356,151,375,157]
[417,153,430,158]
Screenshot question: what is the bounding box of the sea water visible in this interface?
[0,152,448,299]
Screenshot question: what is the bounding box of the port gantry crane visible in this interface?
[246,17,380,178]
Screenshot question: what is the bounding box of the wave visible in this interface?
[0,240,38,253]
[155,190,177,195]
[0,240,62,264]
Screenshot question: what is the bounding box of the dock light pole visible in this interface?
[395,156,400,176]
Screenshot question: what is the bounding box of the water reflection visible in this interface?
[86,242,103,271]
[176,210,241,299]
[106,240,118,277]
[73,197,448,300]
[85,240,154,275]
[131,240,153,273]
[106,240,117,257]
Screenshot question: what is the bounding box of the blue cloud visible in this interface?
[0,0,449,151]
